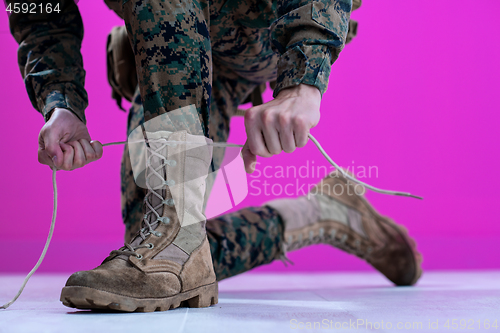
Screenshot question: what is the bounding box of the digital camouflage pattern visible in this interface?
[207,206,284,281]
[8,0,87,123]
[8,0,353,125]
[9,0,357,280]
[120,84,285,281]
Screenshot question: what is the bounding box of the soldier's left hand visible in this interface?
[242,83,321,173]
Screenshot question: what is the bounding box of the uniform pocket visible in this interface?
[311,0,351,43]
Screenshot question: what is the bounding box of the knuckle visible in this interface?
[244,108,257,123]
[41,124,51,132]
[292,115,307,128]
[278,112,290,128]
[261,109,274,127]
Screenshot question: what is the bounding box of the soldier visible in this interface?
[8,0,421,312]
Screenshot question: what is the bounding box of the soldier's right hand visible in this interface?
[38,108,103,171]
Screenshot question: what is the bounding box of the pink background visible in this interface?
[0,1,499,274]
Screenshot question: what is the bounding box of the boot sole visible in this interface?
[60,281,218,312]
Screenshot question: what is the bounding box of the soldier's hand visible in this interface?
[38,108,103,171]
[242,84,321,173]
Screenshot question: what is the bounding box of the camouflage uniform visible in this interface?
[8,0,353,280]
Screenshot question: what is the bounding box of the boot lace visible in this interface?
[111,138,176,259]
[1,133,418,310]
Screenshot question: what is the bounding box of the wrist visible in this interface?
[276,84,321,100]
[48,107,81,122]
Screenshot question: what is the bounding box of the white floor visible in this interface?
[0,271,499,333]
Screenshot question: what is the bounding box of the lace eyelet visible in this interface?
[163,180,175,187]
[158,216,170,224]
[340,234,348,243]
[135,254,143,260]
[163,198,175,206]
[154,232,163,237]
[146,243,154,249]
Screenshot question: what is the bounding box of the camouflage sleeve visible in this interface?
[7,0,88,123]
[270,0,352,97]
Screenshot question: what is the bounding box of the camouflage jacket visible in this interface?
[8,0,352,124]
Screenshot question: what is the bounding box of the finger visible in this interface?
[245,107,271,158]
[241,141,257,174]
[261,127,282,155]
[79,139,97,162]
[276,112,296,153]
[260,110,282,155]
[38,133,51,166]
[60,143,75,171]
[293,116,310,148]
[245,124,271,158]
[278,129,296,153]
[245,106,274,158]
[40,128,64,168]
[248,130,273,158]
[38,149,55,167]
[68,141,86,169]
[90,140,103,160]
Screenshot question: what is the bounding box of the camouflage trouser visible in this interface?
[120,0,285,281]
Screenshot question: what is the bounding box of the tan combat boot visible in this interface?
[267,170,422,286]
[60,130,218,312]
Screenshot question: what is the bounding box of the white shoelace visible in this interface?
[0,133,421,309]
